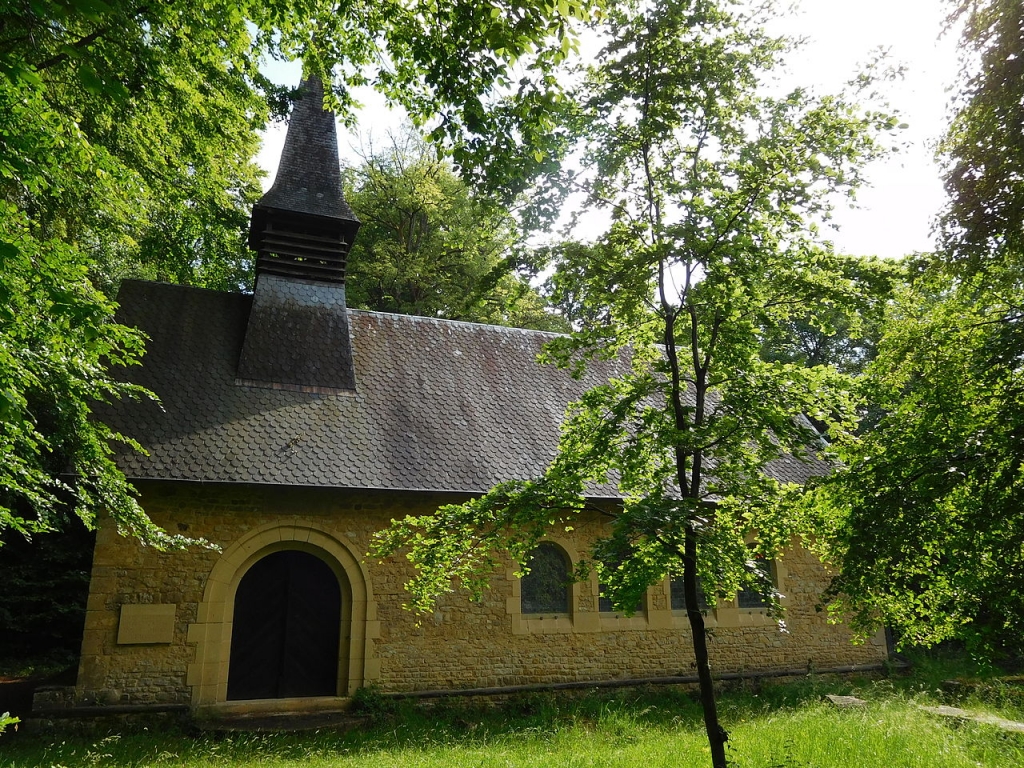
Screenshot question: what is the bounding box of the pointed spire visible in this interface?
[237,75,359,393]
[248,76,360,284]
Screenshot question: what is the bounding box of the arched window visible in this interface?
[670,575,709,611]
[521,543,571,615]
[738,555,774,609]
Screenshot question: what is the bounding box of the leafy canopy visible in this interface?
[939,0,1024,273]
[810,265,1024,654]
[344,133,568,331]
[0,0,596,543]
[759,255,908,376]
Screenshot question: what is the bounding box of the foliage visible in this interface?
[345,134,568,331]
[0,712,17,735]
[374,1,893,765]
[809,0,1024,659]
[1,1,269,293]
[808,261,1024,656]
[0,0,595,542]
[1,2,266,544]
[0,195,171,543]
[939,0,1024,273]
[759,255,908,376]
[350,683,400,721]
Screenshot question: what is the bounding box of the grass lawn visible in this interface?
[3,656,1024,768]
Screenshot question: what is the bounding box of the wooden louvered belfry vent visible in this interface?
[253,215,353,284]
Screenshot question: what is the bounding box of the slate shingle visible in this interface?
[252,78,355,223]
[103,280,827,496]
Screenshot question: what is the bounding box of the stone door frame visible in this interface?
[186,522,379,709]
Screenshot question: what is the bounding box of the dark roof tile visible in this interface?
[102,280,826,495]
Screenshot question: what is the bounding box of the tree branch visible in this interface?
[33,6,149,73]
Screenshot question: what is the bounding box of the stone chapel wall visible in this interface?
[76,482,886,708]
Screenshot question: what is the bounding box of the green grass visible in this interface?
[3,659,1024,768]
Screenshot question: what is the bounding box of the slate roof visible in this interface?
[236,275,357,393]
[253,77,356,223]
[103,280,827,495]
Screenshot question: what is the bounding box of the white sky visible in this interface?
[769,0,960,258]
[257,0,960,260]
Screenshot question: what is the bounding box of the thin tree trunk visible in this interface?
[683,525,728,768]
[662,290,729,768]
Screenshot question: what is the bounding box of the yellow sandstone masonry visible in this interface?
[77,482,886,709]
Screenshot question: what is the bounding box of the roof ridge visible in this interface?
[117,279,251,298]
[117,280,565,338]
[347,307,569,338]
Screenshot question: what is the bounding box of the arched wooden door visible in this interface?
[227,550,342,700]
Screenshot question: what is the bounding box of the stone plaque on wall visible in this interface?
[117,604,176,644]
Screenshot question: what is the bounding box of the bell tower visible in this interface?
[236,76,361,393]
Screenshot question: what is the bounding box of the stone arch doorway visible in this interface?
[227,550,341,700]
[187,523,379,709]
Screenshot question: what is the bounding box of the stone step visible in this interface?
[919,704,1024,733]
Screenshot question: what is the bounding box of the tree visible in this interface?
[345,134,568,331]
[807,0,1024,658]
[809,266,1024,655]
[939,0,1024,274]
[0,0,594,543]
[373,1,891,765]
[1,1,265,545]
[759,254,907,376]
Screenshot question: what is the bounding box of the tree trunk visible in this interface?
[661,295,729,767]
[684,525,728,768]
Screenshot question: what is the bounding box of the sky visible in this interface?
[769,0,961,258]
[257,0,961,260]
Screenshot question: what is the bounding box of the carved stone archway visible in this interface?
[186,522,378,709]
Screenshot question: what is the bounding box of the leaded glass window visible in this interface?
[521,543,571,614]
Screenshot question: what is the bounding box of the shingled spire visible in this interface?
[237,76,360,393]
[248,77,361,282]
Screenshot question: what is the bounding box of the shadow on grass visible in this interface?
[6,653,1024,768]
[21,655,1024,768]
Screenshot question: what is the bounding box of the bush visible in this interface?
[0,712,18,735]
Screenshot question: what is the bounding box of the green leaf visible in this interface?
[77,63,103,95]
[60,0,112,21]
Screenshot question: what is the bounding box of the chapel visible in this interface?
[71,79,887,714]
